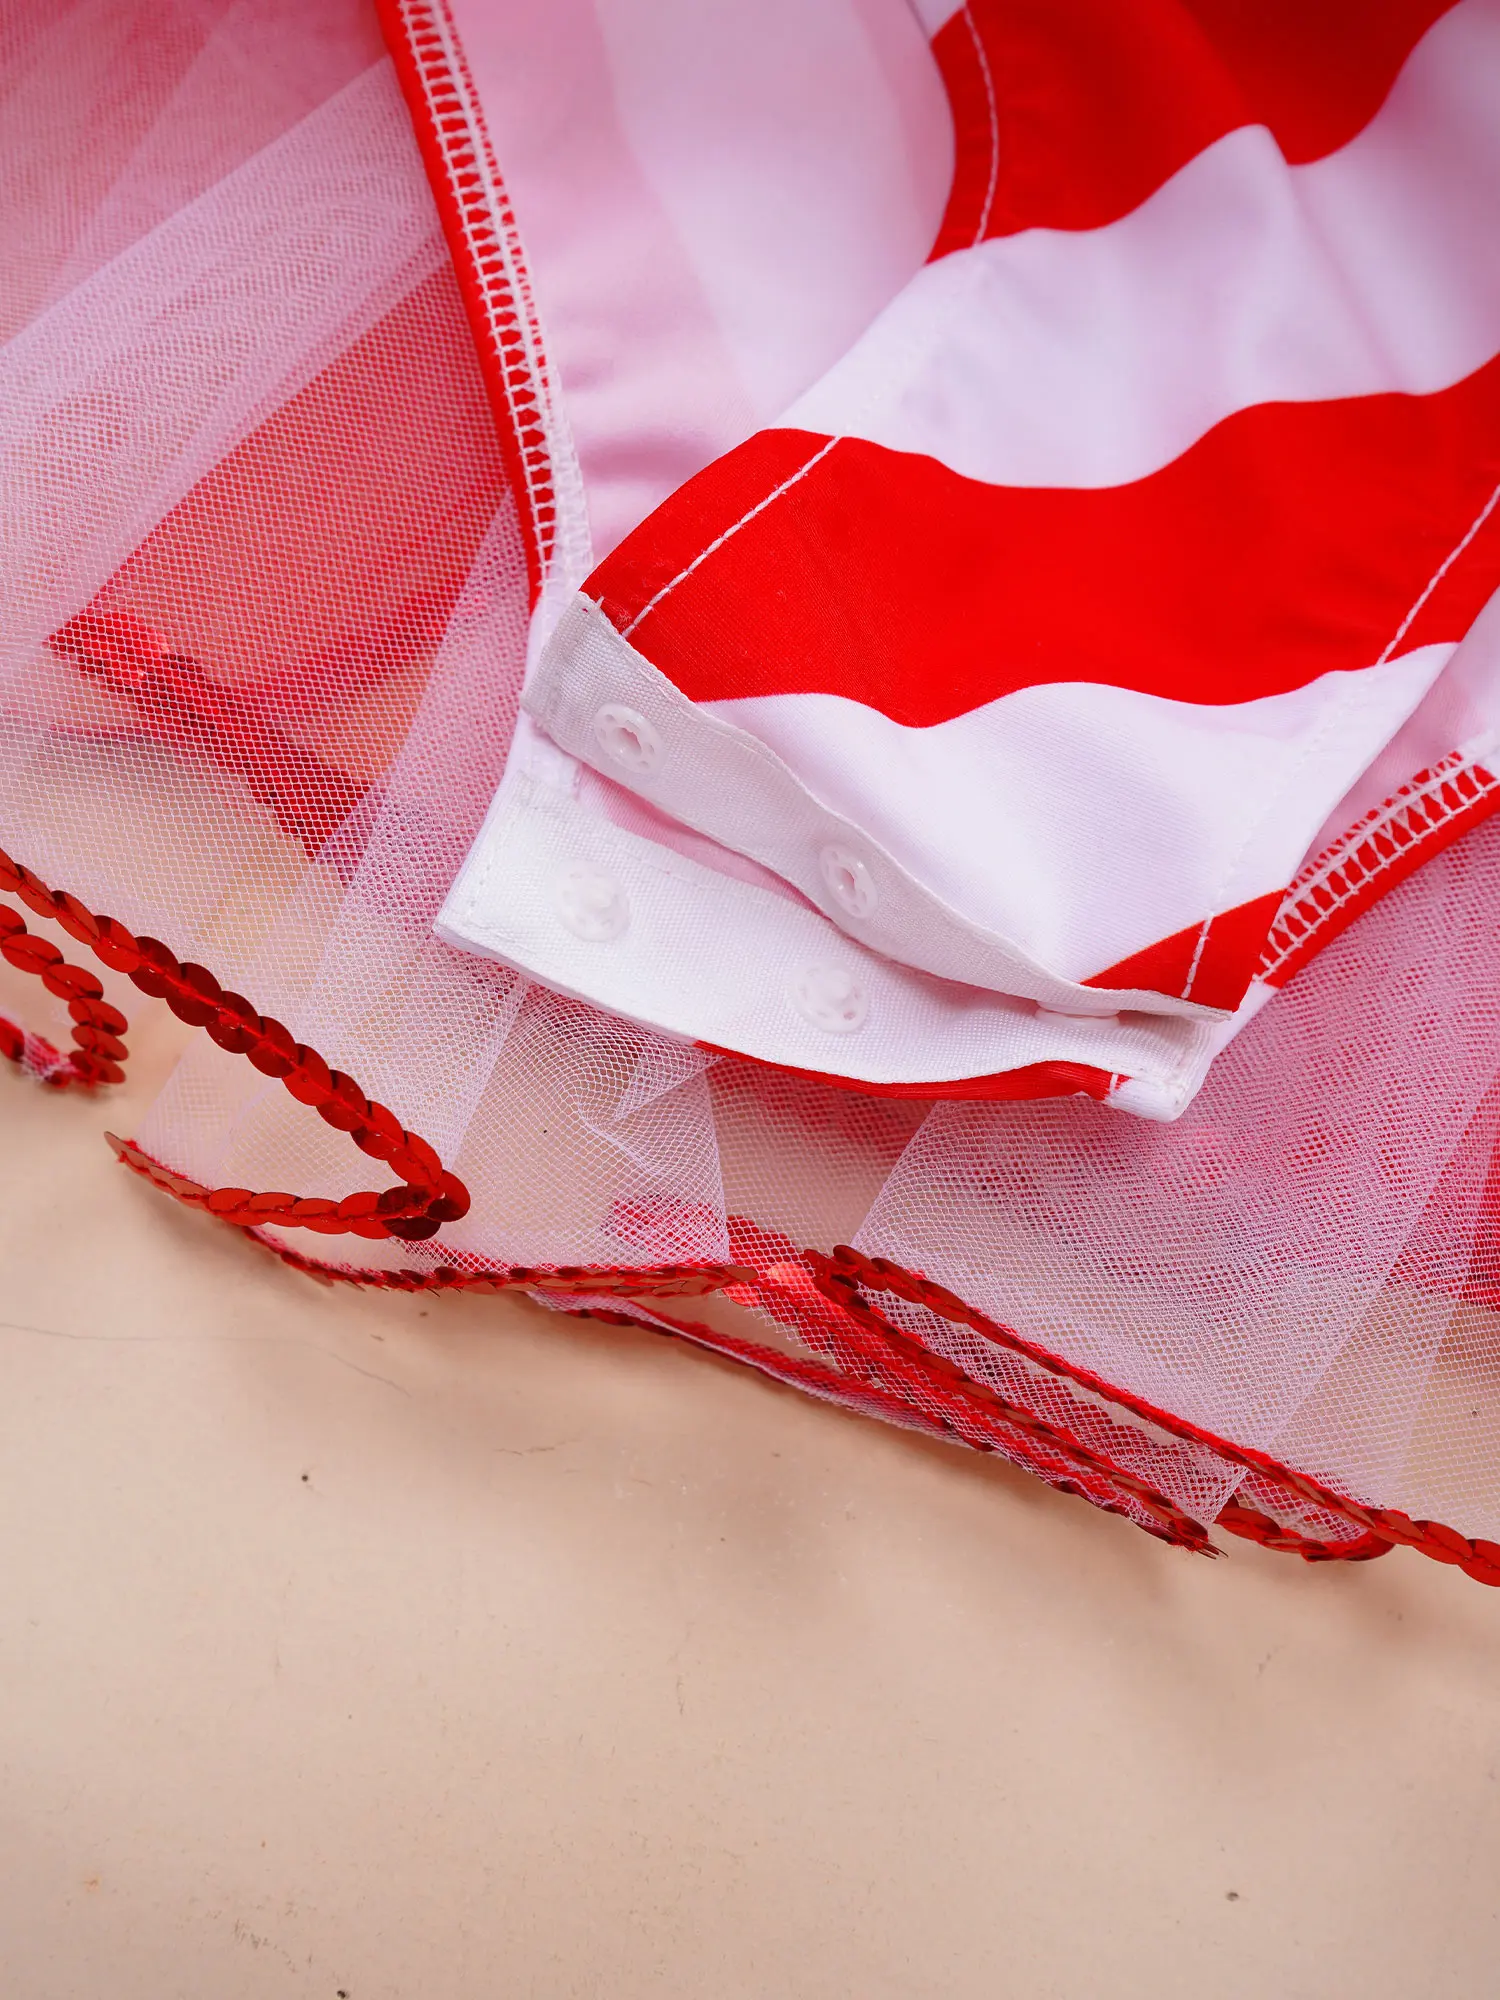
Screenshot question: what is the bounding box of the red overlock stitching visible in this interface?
[375,0,557,607]
[1260,750,1500,989]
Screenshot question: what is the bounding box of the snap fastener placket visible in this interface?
[818,843,878,919]
[593,704,660,774]
[792,962,869,1033]
[556,863,630,941]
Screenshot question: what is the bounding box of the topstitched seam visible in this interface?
[1377,479,1500,664]
[1179,915,1214,1000]
[963,5,1001,246]
[618,435,842,639]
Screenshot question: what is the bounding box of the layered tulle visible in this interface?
[2,0,1499,1581]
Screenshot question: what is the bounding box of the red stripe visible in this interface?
[932,0,1458,254]
[591,364,1500,723]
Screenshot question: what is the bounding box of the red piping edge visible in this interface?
[596,1299,1221,1551]
[698,1042,1116,1106]
[252,1232,755,1301]
[241,1217,1500,1581]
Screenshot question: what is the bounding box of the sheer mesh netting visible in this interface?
[4,0,1500,1577]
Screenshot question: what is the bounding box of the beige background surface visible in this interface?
[2,1008,1499,2000]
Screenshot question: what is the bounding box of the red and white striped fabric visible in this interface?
[433,0,1500,1115]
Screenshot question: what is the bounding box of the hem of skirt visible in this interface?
[229,1215,1500,1588]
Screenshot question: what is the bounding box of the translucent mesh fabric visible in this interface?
[856,826,1500,1520]
[5,0,1500,1554]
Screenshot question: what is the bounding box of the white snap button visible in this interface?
[593,703,660,774]
[556,862,630,941]
[818,843,878,919]
[791,962,868,1033]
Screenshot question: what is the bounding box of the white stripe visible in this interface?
[906,0,963,33]
[784,0,1500,491]
[447,0,951,556]
[706,653,1455,982]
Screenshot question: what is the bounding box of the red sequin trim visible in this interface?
[0,845,470,1242]
[0,893,129,1088]
[820,1242,1500,1584]
[251,1233,755,1299]
[1215,1499,1394,1564]
[0,880,134,1096]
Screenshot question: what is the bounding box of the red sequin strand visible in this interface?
[0,900,130,1088]
[821,1242,1500,1583]
[0,845,470,1241]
